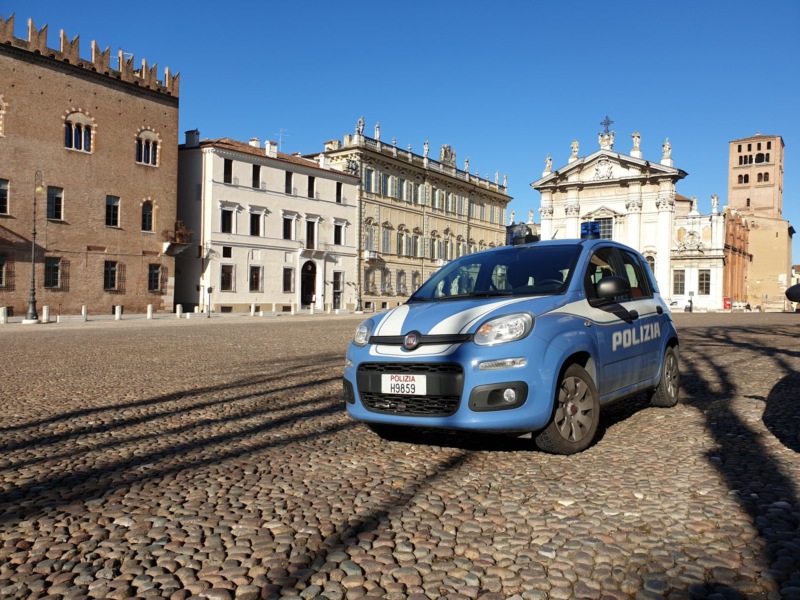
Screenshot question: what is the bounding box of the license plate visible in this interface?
[381,374,427,395]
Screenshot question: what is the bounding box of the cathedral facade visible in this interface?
[531,128,748,311]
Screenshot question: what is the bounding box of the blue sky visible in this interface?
[3,0,799,261]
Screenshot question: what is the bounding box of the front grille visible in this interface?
[361,393,459,416]
[356,362,464,417]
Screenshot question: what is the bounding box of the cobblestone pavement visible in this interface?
[1,312,799,600]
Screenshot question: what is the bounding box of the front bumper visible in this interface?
[343,342,553,433]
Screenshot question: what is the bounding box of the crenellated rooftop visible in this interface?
[0,13,179,97]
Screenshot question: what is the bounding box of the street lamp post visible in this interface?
[24,171,44,324]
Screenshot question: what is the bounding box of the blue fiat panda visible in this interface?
[342,238,680,454]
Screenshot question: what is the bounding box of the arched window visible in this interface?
[757,173,763,183]
[764,172,770,182]
[746,198,751,207]
[136,129,160,166]
[141,201,154,232]
[64,111,94,153]
[755,153,765,164]
[738,175,744,184]
[743,174,749,184]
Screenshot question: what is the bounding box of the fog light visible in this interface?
[503,388,517,404]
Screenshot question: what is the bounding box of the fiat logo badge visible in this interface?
[403,331,421,351]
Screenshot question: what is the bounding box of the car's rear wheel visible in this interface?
[650,345,680,407]
[535,364,599,454]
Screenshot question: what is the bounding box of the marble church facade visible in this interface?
[531,127,747,311]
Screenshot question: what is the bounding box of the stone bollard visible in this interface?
[250,303,256,317]
[115,305,122,321]
[176,304,183,318]
[147,304,153,319]
[290,303,296,315]
[42,306,50,324]
[0,306,6,324]
[82,305,88,318]
[310,304,315,315]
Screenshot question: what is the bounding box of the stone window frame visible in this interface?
[0,95,6,137]
[63,109,95,154]
[136,128,160,167]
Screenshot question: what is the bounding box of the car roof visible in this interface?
[502,238,640,253]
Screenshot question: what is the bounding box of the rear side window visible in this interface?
[619,250,652,298]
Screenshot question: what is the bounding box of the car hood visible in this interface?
[372,295,562,337]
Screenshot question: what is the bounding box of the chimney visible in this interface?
[265,140,278,158]
[249,137,260,148]
[185,129,200,148]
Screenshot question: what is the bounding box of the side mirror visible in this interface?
[596,275,631,300]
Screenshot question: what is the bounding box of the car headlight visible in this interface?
[474,313,533,346]
[353,319,375,347]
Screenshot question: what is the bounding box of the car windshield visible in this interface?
[410,244,581,301]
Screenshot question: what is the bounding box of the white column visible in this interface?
[656,194,673,295]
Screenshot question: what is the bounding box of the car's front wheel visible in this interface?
[535,364,600,454]
[650,345,680,407]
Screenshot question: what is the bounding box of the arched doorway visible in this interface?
[301,260,316,307]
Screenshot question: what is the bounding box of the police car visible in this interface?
[342,237,680,454]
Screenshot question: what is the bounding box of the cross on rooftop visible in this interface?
[600,115,614,134]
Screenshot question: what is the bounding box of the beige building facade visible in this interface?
[0,15,180,318]
[319,119,512,311]
[175,134,359,313]
[727,133,794,311]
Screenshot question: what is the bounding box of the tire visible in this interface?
[650,345,680,407]
[535,364,600,454]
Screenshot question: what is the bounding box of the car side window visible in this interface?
[619,250,651,298]
[583,247,618,301]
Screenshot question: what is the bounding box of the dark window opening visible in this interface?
[106,195,120,227]
[47,187,63,220]
[221,264,234,291]
[285,171,293,194]
[224,159,233,184]
[148,264,162,292]
[0,179,8,214]
[250,213,260,236]
[283,267,294,292]
[249,266,262,292]
[221,209,233,233]
[142,201,154,232]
